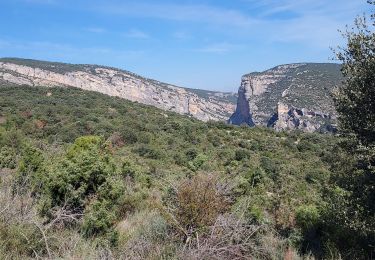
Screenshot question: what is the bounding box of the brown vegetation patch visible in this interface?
[21,109,33,119]
[176,173,229,231]
[34,119,47,129]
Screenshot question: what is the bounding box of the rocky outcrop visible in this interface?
[229,63,342,132]
[0,58,236,122]
[270,102,337,133]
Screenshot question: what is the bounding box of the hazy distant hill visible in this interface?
[0,58,237,122]
[229,63,342,132]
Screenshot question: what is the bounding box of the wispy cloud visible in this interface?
[173,31,192,40]
[243,0,365,17]
[0,39,146,62]
[94,3,258,28]
[88,0,367,50]
[22,0,58,4]
[124,29,150,39]
[85,27,106,33]
[2,0,369,91]
[195,43,242,54]
[238,0,369,49]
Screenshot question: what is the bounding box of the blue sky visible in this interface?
[0,0,371,91]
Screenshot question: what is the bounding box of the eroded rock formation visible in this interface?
[229,63,341,132]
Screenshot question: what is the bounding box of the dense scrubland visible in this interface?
[1,3,374,259]
[0,85,369,259]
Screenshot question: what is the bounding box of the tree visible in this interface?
[333,2,375,146]
[329,2,375,257]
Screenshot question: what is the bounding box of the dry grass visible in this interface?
[178,214,285,260]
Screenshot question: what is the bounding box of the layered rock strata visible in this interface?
[229,63,341,132]
[0,59,236,122]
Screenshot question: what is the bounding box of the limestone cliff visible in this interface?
[0,58,236,122]
[229,63,341,132]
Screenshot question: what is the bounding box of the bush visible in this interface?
[187,154,208,172]
[235,149,251,161]
[120,127,138,144]
[0,222,45,258]
[0,129,24,150]
[260,156,279,179]
[236,168,266,195]
[178,214,287,260]
[81,200,118,239]
[296,205,320,231]
[38,136,125,237]
[207,133,221,147]
[134,145,164,160]
[0,146,17,169]
[14,144,44,194]
[185,148,198,161]
[172,173,228,233]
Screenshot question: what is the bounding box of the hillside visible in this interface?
[0,58,343,133]
[0,85,339,259]
[0,58,237,122]
[229,63,342,132]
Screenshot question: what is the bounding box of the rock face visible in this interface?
[0,58,236,122]
[229,63,342,132]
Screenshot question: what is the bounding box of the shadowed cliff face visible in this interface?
[229,63,342,132]
[0,58,236,122]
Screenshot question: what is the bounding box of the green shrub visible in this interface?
[187,154,208,172]
[173,153,187,166]
[14,144,44,194]
[248,206,264,223]
[0,146,17,169]
[185,148,198,161]
[120,127,138,144]
[0,129,24,150]
[235,149,250,161]
[81,200,118,238]
[235,168,266,195]
[260,156,279,179]
[38,136,125,237]
[134,145,164,160]
[207,133,221,147]
[296,205,320,231]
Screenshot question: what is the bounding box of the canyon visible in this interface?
[0,58,342,132]
[229,63,341,132]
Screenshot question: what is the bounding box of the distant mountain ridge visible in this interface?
[0,58,237,122]
[229,63,342,132]
[0,58,343,132]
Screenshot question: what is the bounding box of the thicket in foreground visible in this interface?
[0,85,338,259]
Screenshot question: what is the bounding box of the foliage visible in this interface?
[14,144,44,194]
[0,146,17,169]
[36,136,125,238]
[0,85,341,258]
[296,205,320,231]
[325,2,375,257]
[333,13,375,145]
